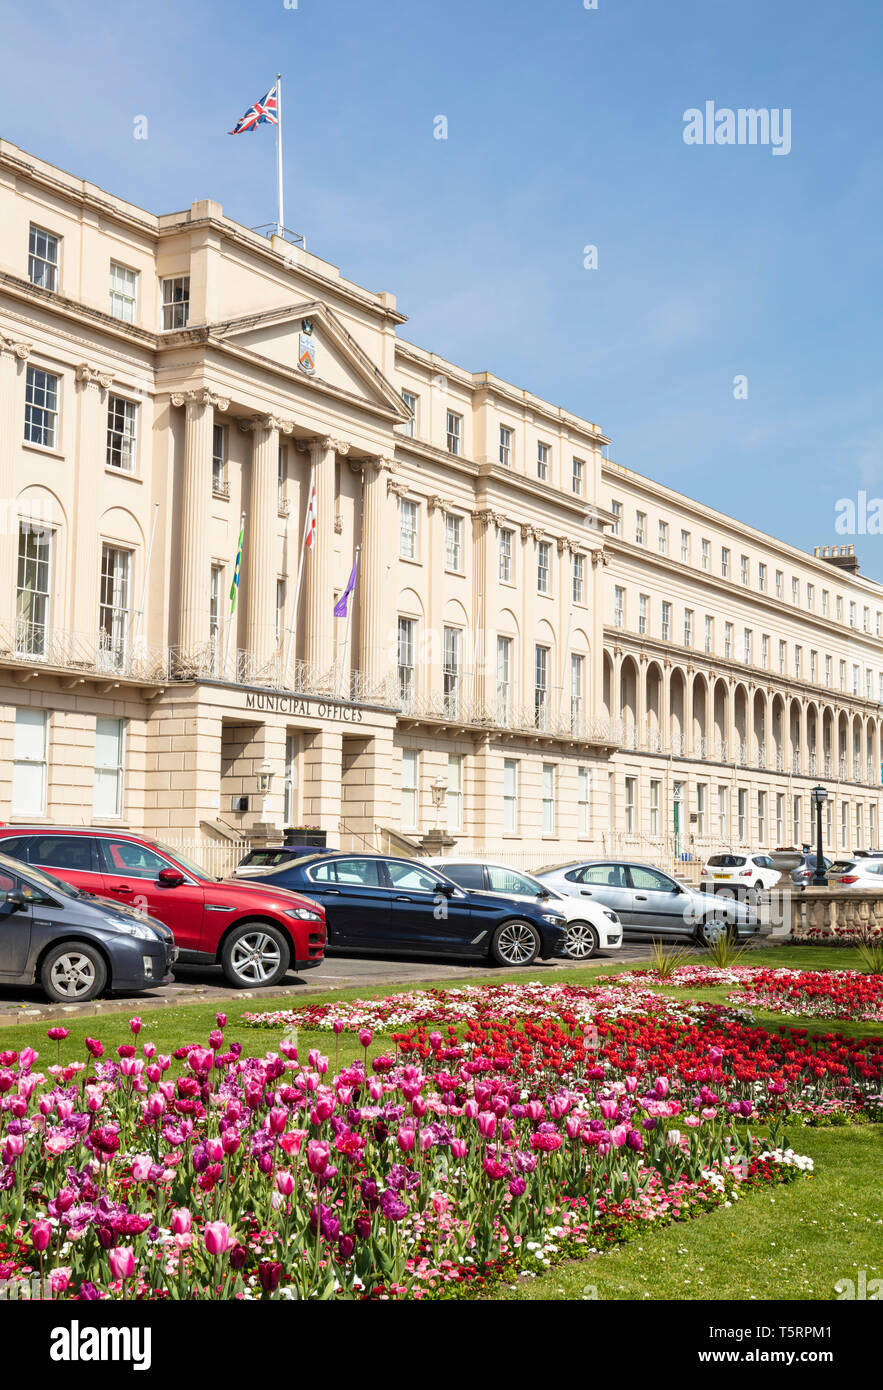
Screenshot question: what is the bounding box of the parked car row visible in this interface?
[0,825,770,1005]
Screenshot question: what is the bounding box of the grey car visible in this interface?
[0,852,176,1002]
[536,859,760,944]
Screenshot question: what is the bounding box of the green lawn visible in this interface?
[496,1124,883,1301]
[2,944,879,1303]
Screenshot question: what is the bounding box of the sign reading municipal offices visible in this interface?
[244,691,365,722]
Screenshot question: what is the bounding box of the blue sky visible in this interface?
[2,0,881,575]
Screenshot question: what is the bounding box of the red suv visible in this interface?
[0,829,325,989]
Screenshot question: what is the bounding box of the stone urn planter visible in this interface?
[769,847,803,888]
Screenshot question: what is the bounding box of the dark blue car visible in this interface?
[231,852,568,967]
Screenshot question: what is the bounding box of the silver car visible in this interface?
[536,859,760,944]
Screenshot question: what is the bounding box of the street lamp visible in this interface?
[811,784,828,886]
[430,775,448,829]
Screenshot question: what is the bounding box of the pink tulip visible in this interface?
[203,1222,232,1256]
[463,1099,479,1119]
[451,1138,468,1159]
[267,1107,288,1134]
[624,1075,639,1094]
[654,1077,670,1098]
[477,1112,496,1140]
[221,1127,241,1156]
[276,1170,295,1196]
[109,1246,135,1281]
[171,1209,192,1235]
[431,1192,449,1216]
[397,1126,416,1153]
[306,1140,331,1176]
[358,1029,373,1049]
[32,1219,52,1252]
[131,1156,152,1182]
[129,1017,142,1036]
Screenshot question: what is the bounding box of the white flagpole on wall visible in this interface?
[338,546,360,699]
[132,502,159,651]
[284,468,315,683]
[276,73,284,237]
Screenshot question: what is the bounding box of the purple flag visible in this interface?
[334,552,359,617]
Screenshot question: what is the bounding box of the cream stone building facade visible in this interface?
[0,140,880,871]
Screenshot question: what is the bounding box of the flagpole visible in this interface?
[225,511,246,678]
[276,73,284,237]
[284,468,315,683]
[132,503,159,652]
[338,546,360,699]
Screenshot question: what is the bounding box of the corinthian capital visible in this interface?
[1,336,32,361]
[170,389,230,412]
[296,436,351,457]
[76,362,114,392]
[239,414,295,435]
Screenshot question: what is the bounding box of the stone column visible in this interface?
[242,414,292,670]
[172,389,229,658]
[358,456,396,695]
[0,337,32,633]
[300,436,347,675]
[471,508,503,715]
[72,363,114,639]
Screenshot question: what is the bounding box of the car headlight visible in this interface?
[285,908,324,921]
[541,912,565,925]
[105,917,153,939]
[602,909,619,923]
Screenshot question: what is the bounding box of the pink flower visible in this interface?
[476,1112,496,1139]
[431,1192,449,1216]
[358,1029,373,1049]
[129,1017,142,1036]
[47,1027,69,1042]
[203,1222,232,1256]
[170,1209,192,1235]
[276,1170,295,1196]
[397,1126,416,1153]
[32,1219,52,1252]
[108,1247,135,1282]
[49,1267,71,1294]
[306,1140,331,1176]
[278,1129,307,1156]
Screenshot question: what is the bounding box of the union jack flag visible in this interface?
[229,83,279,135]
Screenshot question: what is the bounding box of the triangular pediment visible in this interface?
[211,300,409,421]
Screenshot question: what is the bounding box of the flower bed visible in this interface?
[597,965,883,1024]
[0,1003,878,1302]
[727,968,883,1023]
[241,981,752,1034]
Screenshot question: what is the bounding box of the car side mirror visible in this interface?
[436,881,455,896]
[672,885,685,894]
[157,867,184,887]
[4,890,26,911]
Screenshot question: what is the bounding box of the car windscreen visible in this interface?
[147,839,218,881]
[240,850,294,867]
[0,853,80,901]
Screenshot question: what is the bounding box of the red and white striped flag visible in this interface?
[304,480,318,550]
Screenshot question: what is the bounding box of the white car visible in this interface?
[700,852,780,900]
[827,857,883,889]
[422,858,622,959]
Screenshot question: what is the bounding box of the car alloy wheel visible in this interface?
[228,930,283,984]
[492,919,540,967]
[48,951,98,999]
[563,921,599,960]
